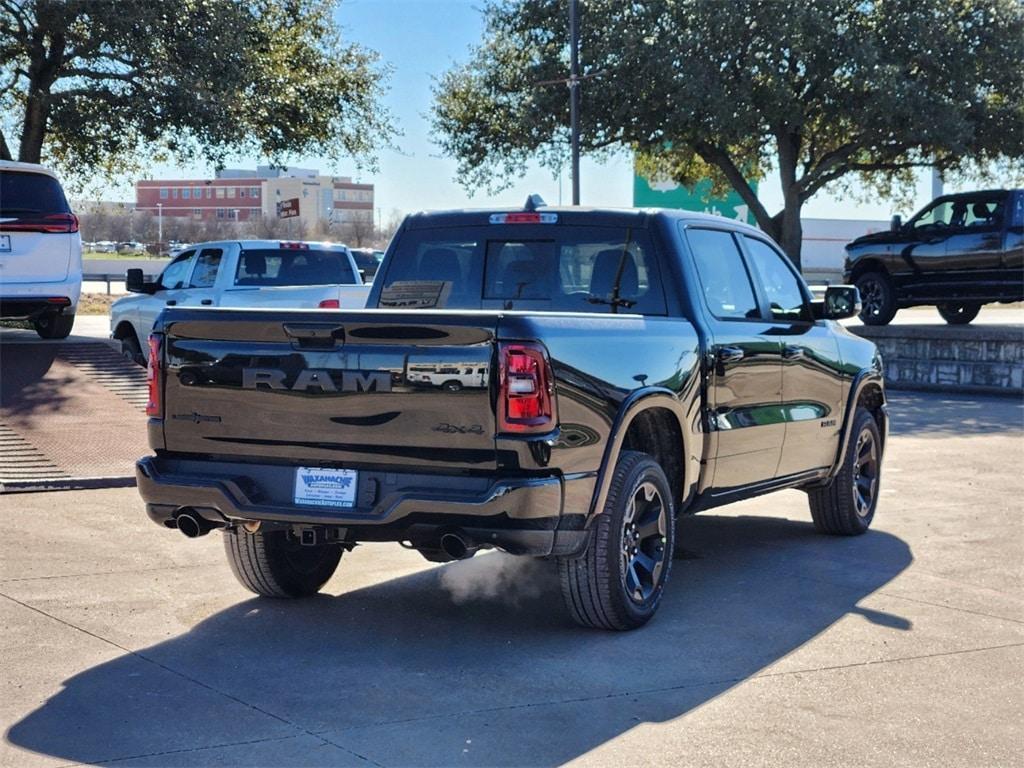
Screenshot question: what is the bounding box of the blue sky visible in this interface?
[116,0,948,222]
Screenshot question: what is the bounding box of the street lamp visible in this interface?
[157,203,163,254]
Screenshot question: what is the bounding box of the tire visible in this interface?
[441,380,463,392]
[120,332,145,366]
[558,451,675,630]
[855,272,897,326]
[34,312,75,339]
[808,408,882,536]
[936,302,981,325]
[223,528,342,598]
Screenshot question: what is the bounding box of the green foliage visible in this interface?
[0,0,393,185]
[433,0,1024,261]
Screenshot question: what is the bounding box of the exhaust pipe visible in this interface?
[440,532,477,560]
[175,510,215,539]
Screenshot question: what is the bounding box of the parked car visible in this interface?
[110,240,371,365]
[349,247,385,281]
[0,160,82,339]
[135,201,888,631]
[844,189,1024,325]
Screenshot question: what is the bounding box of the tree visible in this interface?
[0,0,392,182]
[433,0,1024,264]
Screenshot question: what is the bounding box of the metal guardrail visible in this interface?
[83,270,160,294]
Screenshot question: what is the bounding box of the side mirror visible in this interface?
[890,214,902,232]
[812,285,860,321]
[125,268,146,293]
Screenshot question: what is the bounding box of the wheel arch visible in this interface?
[587,389,699,521]
[848,257,889,282]
[828,369,889,480]
[112,319,139,342]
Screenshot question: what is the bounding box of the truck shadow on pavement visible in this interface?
[7,514,912,766]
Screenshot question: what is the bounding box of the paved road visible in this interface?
[1,391,1021,767]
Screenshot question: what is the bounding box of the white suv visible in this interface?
[0,161,82,339]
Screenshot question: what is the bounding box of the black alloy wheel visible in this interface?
[851,427,879,520]
[936,302,982,325]
[621,480,668,604]
[855,272,897,326]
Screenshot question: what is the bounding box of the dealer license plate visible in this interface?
[0,235,10,252]
[294,467,357,508]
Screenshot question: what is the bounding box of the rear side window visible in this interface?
[685,228,760,320]
[378,226,667,314]
[0,171,71,215]
[234,249,357,286]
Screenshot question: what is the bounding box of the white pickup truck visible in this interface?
[111,240,371,364]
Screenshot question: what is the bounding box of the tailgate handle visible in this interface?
[283,323,345,348]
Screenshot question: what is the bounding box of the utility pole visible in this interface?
[157,203,163,255]
[569,0,580,205]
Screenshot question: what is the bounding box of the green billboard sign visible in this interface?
[633,168,756,225]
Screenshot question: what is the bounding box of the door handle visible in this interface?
[783,345,805,360]
[165,299,177,306]
[200,299,213,306]
[716,346,745,364]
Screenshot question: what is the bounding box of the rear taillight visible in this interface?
[146,334,162,417]
[318,299,340,309]
[0,213,79,233]
[498,342,557,434]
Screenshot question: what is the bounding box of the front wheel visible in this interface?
[223,528,342,597]
[936,302,981,325]
[34,312,75,339]
[855,272,897,326]
[807,408,882,535]
[558,451,675,630]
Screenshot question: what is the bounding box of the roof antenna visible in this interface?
[524,194,547,212]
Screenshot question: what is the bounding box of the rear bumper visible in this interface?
[0,296,73,319]
[136,455,592,556]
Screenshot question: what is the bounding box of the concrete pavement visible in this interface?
[0,392,1022,766]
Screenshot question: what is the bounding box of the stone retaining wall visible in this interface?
[849,324,1023,396]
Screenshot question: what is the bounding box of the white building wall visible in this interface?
[799,218,890,282]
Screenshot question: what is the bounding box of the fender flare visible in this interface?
[586,388,700,520]
[828,367,888,480]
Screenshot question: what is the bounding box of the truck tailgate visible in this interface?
[159,310,498,470]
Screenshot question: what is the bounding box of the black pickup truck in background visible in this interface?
[137,202,888,630]
[845,188,1024,325]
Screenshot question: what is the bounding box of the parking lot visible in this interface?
[0,389,1021,767]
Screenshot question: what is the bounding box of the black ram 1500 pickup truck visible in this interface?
[137,203,888,630]
[845,188,1024,325]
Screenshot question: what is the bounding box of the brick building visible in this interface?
[135,166,374,228]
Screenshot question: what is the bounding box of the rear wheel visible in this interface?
[223,528,342,597]
[120,332,145,366]
[34,312,75,339]
[558,451,675,630]
[936,302,982,325]
[808,408,882,535]
[855,272,897,326]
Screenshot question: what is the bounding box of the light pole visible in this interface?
[157,203,163,254]
[569,0,580,205]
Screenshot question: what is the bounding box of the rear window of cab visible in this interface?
[377,225,668,314]
[234,249,358,286]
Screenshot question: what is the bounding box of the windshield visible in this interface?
[0,171,71,216]
[377,225,667,314]
[234,249,357,286]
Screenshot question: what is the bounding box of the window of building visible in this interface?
[182,188,190,199]
[228,209,237,220]
[193,208,202,217]
[250,187,260,198]
[227,187,236,198]
[206,188,212,199]
[216,188,225,199]
[239,188,247,198]
[216,208,225,219]
[159,188,169,199]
